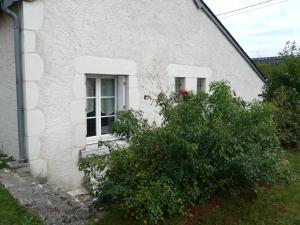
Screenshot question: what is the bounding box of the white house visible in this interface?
[0,0,266,191]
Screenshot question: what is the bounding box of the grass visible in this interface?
[0,160,7,169]
[0,154,42,225]
[0,185,42,225]
[0,154,8,169]
[91,152,300,225]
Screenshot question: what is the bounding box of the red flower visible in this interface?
[179,89,189,95]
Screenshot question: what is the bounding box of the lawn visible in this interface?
[1,153,298,225]
[91,152,300,225]
[0,184,42,225]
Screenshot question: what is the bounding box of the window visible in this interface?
[197,78,206,93]
[175,77,185,92]
[86,76,118,139]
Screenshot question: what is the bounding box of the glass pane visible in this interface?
[175,78,185,92]
[175,79,180,92]
[101,117,115,135]
[86,78,96,97]
[87,118,96,137]
[101,98,115,116]
[86,98,96,117]
[101,79,115,97]
[197,78,206,93]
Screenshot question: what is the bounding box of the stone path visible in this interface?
[0,167,91,225]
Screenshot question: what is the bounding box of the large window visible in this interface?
[175,77,185,93]
[86,76,117,139]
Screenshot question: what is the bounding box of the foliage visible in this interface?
[257,63,280,79]
[0,160,7,169]
[112,110,152,140]
[0,184,42,225]
[80,81,291,225]
[0,154,9,169]
[262,41,300,148]
[91,152,300,225]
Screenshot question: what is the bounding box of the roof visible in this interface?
[252,56,284,66]
[193,0,267,83]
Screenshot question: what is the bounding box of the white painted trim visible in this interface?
[86,76,117,140]
[74,56,139,110]
[167,64,211,78]
[74,56,140,147]
[74,56,137,76]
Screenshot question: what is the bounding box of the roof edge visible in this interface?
[193,0,267,83]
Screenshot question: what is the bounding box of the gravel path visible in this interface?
[0,167,91,225]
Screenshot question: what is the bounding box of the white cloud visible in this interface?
[204,0,300,57]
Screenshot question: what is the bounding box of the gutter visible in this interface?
[1,0,27,162]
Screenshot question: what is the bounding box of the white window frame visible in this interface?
[74,56,139,147]
[86,75,119,144]
[175,77,186,92]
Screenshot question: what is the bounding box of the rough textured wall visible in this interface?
[23,0,264,190]
[0,13,19,160]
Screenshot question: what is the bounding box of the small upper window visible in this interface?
[175,77,185,93]
[86,77,117,138]
[197,78,206,93]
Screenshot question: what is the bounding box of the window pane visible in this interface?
[101,98,115,116]
[175,78,185,92]
[101,79,115,96]
[87,118,96,137]
[86,78,96,97]
[86,98,96,117]
[197,78,206,93]
[101,117,115,135]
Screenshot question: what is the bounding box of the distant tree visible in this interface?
[262,41,300,148]
[257,63,280,79]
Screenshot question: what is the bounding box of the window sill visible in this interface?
[86,134,121,145]
[81,135,127,158]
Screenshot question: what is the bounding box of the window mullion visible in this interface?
[115,78,117,120]
[96,78,101,137]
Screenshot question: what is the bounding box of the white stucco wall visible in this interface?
[22,0,264,190]
[0,12,19,160]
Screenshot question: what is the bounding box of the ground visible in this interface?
[0,152,299,225]
[0,184,42,225]
[92,152,300,225]
[0,155,41,225]
[0,167,90,225]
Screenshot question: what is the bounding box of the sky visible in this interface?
[204,0,300,58]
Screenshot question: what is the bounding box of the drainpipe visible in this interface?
[1,2,27,163]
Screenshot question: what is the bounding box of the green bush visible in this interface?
[79,81,291,225]
[262,41,300,148]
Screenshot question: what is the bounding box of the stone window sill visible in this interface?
[80,136,127,158]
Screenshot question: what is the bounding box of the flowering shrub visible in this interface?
[179,89,189,95]
[79,81,291,225]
